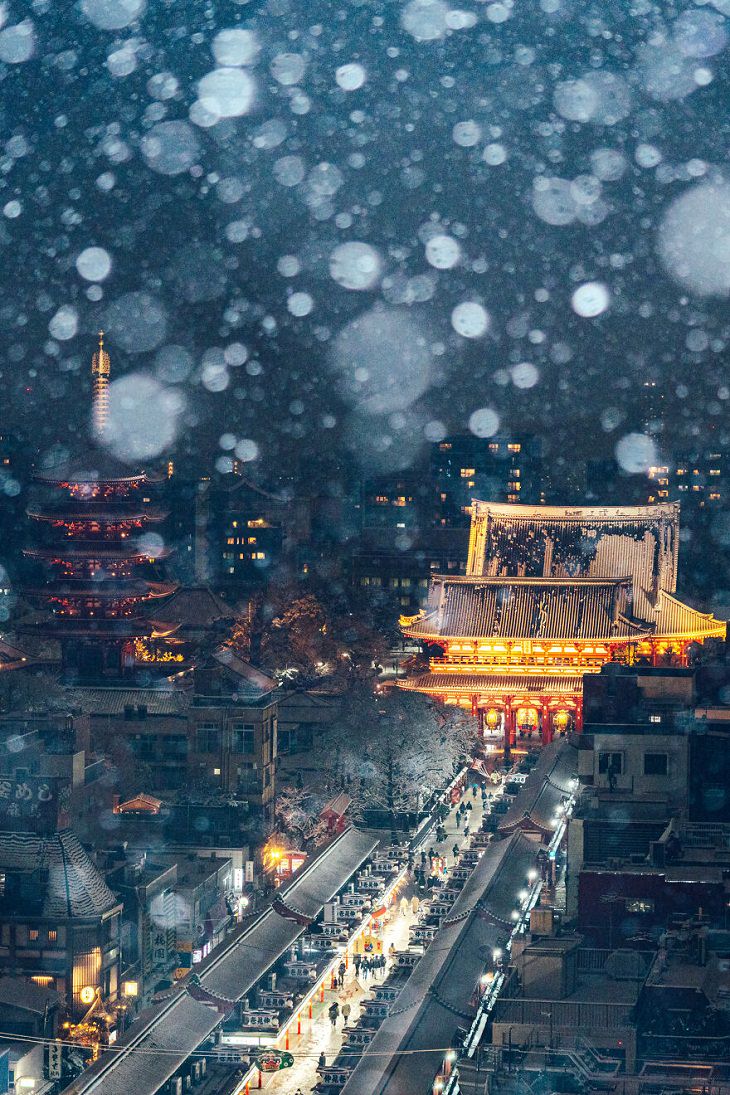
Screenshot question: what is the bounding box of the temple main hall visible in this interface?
[399,500,726,747]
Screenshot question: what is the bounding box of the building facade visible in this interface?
[400,501,725,748]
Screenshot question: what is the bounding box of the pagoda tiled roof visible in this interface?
[405,576,647,642]
[34,446,148,484]
[399,672,585,695]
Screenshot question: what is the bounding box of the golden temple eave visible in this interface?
[653,590,727,641]
[469,500,681,521]
[398,672,585,696]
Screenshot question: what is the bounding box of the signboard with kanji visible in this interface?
[47,1041,63,1079]
[255,1049,294,1072]
[0,775,67,830]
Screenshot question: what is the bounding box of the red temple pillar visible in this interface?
[471,694,479,716]
[541,701,552,746]
[503,698,515,757]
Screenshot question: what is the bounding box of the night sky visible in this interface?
[2,0,730,489]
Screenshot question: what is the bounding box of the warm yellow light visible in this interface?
[79,986,96,1005]
[123,981,138,998]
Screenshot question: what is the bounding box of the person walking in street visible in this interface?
[466,800,473,814]
[342,1002,351,1025]
[472,783,478,798]
[338,960,346,988]
[318,1051,327,1070]
[354,953,361,976]
[329,1001,339,1027]
[463,822,470,840]
[452,842,460,859]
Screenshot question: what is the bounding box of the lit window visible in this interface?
[48,930,57,943]
[709,469,721,476]
[29,929,39,942]
[507,443,521,453]
[460,468,476,478]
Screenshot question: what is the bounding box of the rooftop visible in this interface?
[62,826,378,1095]
[341,832,537,1095]
[0,828,119,919]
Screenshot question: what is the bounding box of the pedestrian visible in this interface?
[452,842,459,859]
[329,1002,339,1027]
[380,954,386,975]
[354,953,361,976]
[338,959,346,986]
[318,1052,327,1070]
[455,813,462,831]
[464,823,470,839]
[466,800,473,813]
[342,1002,351,1024]
[420,849,427,867]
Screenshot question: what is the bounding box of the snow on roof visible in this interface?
[499,738,577,837]
[341,832,536,1095]
[0,829,119,919]
[62,826,378,1095]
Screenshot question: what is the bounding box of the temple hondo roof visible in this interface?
[467,499,680,621]
[403,577,725,644]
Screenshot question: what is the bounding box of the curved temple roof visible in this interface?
[403,577,725,645]
[466,499,680,622]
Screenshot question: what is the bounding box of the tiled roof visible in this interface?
[406,577,647,641]
[211,647,277,694]
[341,832,537,1095]
[0,976,61,1014]
[73,687,187,716]
[0,829,118,919]
[467,501,680,617]
[654,590,726,639]
[62,826,378,1095]
[148,585,237,630]
[61,991,220,1095]
[499,739,578,836]
[399,673,585,695]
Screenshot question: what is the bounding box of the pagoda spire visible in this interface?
[91,330,111,438]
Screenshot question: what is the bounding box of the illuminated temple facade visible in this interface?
[399,501,726,746]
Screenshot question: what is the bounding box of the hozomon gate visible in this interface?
[398,501,726,749]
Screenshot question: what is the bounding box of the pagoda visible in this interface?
[24,335,176,679]
[399,500,726,749]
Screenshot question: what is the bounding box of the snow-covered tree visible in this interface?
[311,683,477,819]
